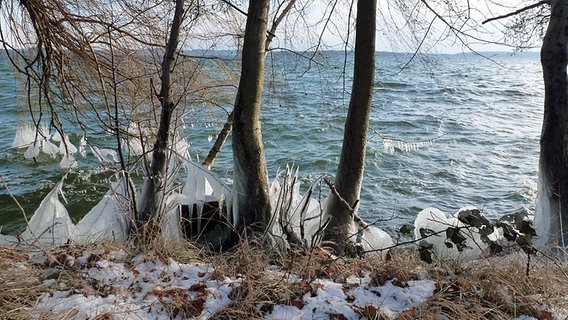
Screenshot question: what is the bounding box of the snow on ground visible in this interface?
[27,248,436,319]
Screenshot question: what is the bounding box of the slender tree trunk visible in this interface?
[535,0,568,249]
[323,0,376,254]
[137,0,185,229]
[202,0,296,170]
[232,0,272,231]
[202,112,233,170]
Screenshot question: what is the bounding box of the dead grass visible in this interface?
[1,241,567,319]
[0,246,43,319]
[412,254,568,320]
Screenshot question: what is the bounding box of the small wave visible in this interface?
[377,81,411,89]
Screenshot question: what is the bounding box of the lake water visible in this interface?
[0,51,543,235]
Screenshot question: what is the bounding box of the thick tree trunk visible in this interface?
[232,0,272,231]
[535,0,568,249]
[323,0,376,254]
[137,0,185,230]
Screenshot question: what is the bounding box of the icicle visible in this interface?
[181,159,233,233]
[79,135,87,157]
[125,136,144,156]
[21,178,74,246]
[534,172,552,248]
[171,124,191,159]
[382,138,433,154]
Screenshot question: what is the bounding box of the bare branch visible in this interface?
[483,1,549,25]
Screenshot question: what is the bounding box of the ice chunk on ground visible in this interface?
[359,226,394,258]
[414,207,494,261]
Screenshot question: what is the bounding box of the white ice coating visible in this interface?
[24,142,40,159]
[12,123,80,168]
[11,120,392,252]
[267,165,393,254]
[89,145,118,163]
[42,139,59,158]
[21,178,74,246]
[12,122,38,148]
[70,177,132,243]
[414,207,498,261]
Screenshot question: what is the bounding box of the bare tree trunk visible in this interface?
[232,0,272,232]
[535,0,568,249]
[137,0,185,230]
[323,0,376,254]
[202,0,296,170]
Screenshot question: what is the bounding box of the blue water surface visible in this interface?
[0,51,543,234]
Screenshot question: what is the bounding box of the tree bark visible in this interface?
[536,0,568,249]
[323,0,376,254]
[232,0,272,232]
[137,0,185,229]
[202,0,296,170]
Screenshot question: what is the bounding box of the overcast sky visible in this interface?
[298,0,544,54]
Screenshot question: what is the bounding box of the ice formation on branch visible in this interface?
[12,123,80,168]
[20,178,74,246]
[266,165,393,255]
[13,138,392,253]
[70,176,133,243]
[12,122,39,148]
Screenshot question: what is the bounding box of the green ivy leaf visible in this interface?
[418,241,434,264]
[516,234,536,254]
[498,223,518,242]
[419,228,436,238]
[457,208,491,229]
[446,227,468,251]
[518,220,536,237]
[398,224,413,237]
